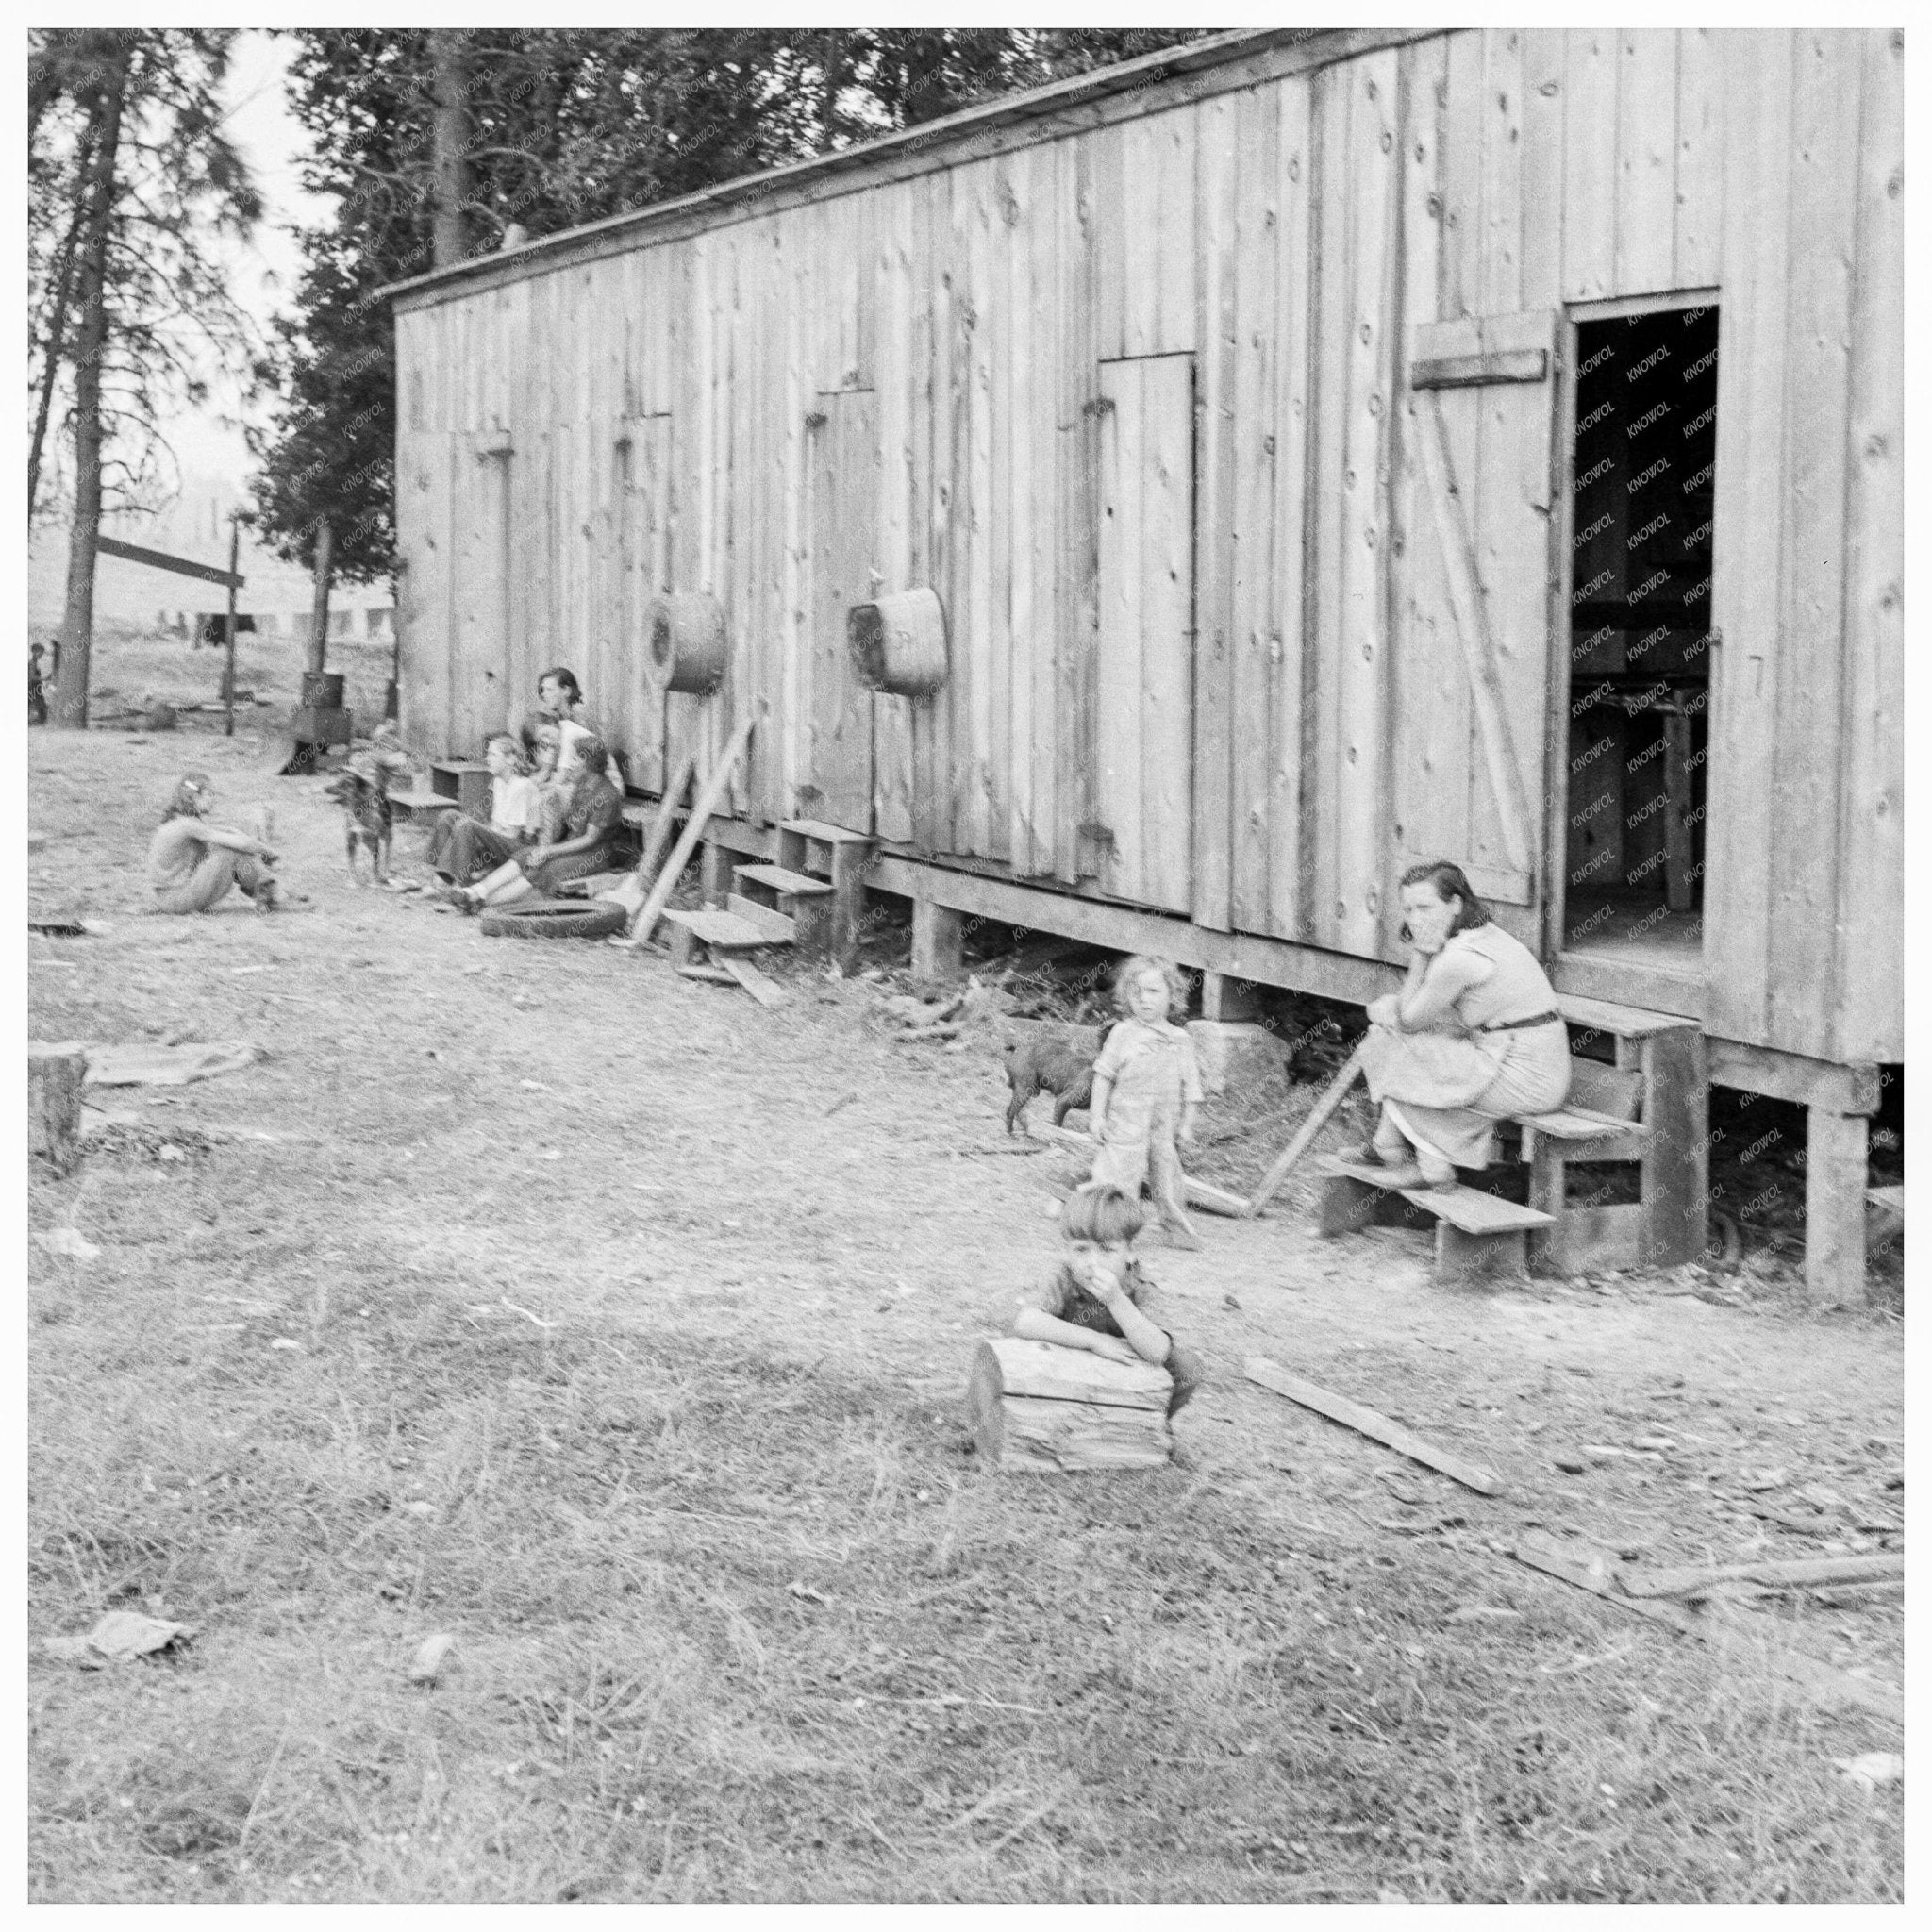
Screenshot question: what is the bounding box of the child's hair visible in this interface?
[486,732,529,775]
[1111,954,1187,1019]
[1061,1184,1148,1247]
[162,773,211,822]
[520,708,560,761]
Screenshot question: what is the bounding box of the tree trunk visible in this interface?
[428,30,471,269]
[307,517,334,675]
[53,49,128,730]
[29,105,101,524]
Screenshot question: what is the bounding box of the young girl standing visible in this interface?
[1089,955,1205,1250]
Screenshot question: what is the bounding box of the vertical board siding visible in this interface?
[1704,31,1793,1048]
[1834,27,1904,1064]
[1226,81,1281,937]
[1263,74,1318,942]
[1765,32,1862,1061]
[389,28,1898,1067]
[1191,94,1236,929]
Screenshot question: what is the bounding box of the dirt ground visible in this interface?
[26,718,1905,1903]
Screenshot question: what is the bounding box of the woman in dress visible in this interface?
[1357,860,1570,1190]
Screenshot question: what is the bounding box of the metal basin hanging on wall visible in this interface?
[646,593,727,695]
[847,587,949,697]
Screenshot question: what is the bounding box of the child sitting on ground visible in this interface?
[442,733,624,913]
[427,732,542,884]
[1089,954,1205,1250]
[1011,1184,1202,1415]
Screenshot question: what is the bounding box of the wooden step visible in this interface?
[1555,992,1700,1041]
[725,892,795,943]
[1867,1184,1905,1216]
[391,787,455,820]
[658,908,782,951]
[1327,1160,1554,1235]
[780,817,875,845]
[734,861,834,898]
[1518,1106,1652,1141]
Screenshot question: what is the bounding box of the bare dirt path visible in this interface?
[27,725,1903,1904]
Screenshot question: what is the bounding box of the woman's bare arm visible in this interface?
[1395,946,1491,1029]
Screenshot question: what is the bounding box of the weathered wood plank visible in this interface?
[1053,132,1099,885]
[1560,30,1619,302]
[1266,72,1319,942]
[1624,1553,1902,1601]
[982,160,1015,866]
[1227,80,1280,937]
[1613,31,1678,296]
[1518,29,1568,312]
[1119,113,1161,359]
[1704,30,1793,1049]
[1141,355,1195,914]
[1672,29,1723,288]
[1437,27,1485,319]
[1005,149,1041,874]
[1834,28,1903,1066]
[1479,29,1524,317]
[1095,358,1144,901]
[964,158,997,859]
[1154,104,1198,355]
[1246,1355,1505,1495]
[906,169,941,851]
[1410,348,1548,390]
[808,388,877,833]
[1767,32,1861,1061]
[1190,93,1236,931]
[1332,51,1400,958]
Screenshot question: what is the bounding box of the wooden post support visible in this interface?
[1242,1041,1368,1217]
[1199,970,1263,1023]
[699,841,736,908]
[627,709,759,944]
[1805,1108,1869,1305]
[828,841,870,974]
[1627,1024,1707,1271]
[28,1043,86,1176]
[222,516,240,738]
[910,896,963,987]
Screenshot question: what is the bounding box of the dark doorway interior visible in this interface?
[1562,306,1718,967]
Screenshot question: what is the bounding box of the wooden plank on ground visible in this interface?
[721,954,788,1009]
[1246,1354,1505,1496]
[1623,1554,1902,1601]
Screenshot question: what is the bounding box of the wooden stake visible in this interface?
[1241,1041,1367,1217]
[627,709,759,942]
[721,955,788,1009]
[1244,1354,1504,1496]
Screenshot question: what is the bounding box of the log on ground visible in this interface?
[968,1338,1172,1473]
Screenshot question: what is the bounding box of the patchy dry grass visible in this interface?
[27,720,1904,1903]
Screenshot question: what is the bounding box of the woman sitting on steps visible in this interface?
[1355,859,1570,1191]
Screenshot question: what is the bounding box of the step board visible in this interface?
[1555,992,1700,1041]
[1328,1160,1555,1235]
[658,907,784,951]
[734,861,834,898]
[724,892,795,943]
[780,817,876,846]
[1518,1106,1653,1141]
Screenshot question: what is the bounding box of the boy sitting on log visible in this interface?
[1012,1184,1202,1416]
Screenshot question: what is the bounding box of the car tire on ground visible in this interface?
[478,897,627,941]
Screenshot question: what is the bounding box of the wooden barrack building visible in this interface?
[387,26,1903,1296]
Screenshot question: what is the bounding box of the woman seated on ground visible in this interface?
[1355,859,1570,1191]
[443,733,624,914]
[147,773,291,914]
[426,733,542,885]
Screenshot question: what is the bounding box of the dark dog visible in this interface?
[325,769,392,885]
[1003,1020,1115,1134]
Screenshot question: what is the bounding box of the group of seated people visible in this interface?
[422,665,625,913]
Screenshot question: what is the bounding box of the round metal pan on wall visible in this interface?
[847,587,948,697]
[646,594,726,695]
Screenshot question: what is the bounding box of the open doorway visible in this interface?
[1560,303,1717,970]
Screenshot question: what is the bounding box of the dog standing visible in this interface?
[1003,1020,1116,1134]
[325,769,393,885]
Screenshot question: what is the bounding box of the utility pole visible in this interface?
[222,512,241,736]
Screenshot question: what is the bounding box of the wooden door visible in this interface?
[802,389,877,831]
[1094,355,1195,913]
[1391,310,1558,950]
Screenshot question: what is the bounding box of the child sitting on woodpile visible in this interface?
[1011,1184,1202,1415]
[1089,955,1206,1250]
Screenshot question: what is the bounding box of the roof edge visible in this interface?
[380,27,1357,309]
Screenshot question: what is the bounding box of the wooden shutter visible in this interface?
[1392,309,1557,916]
